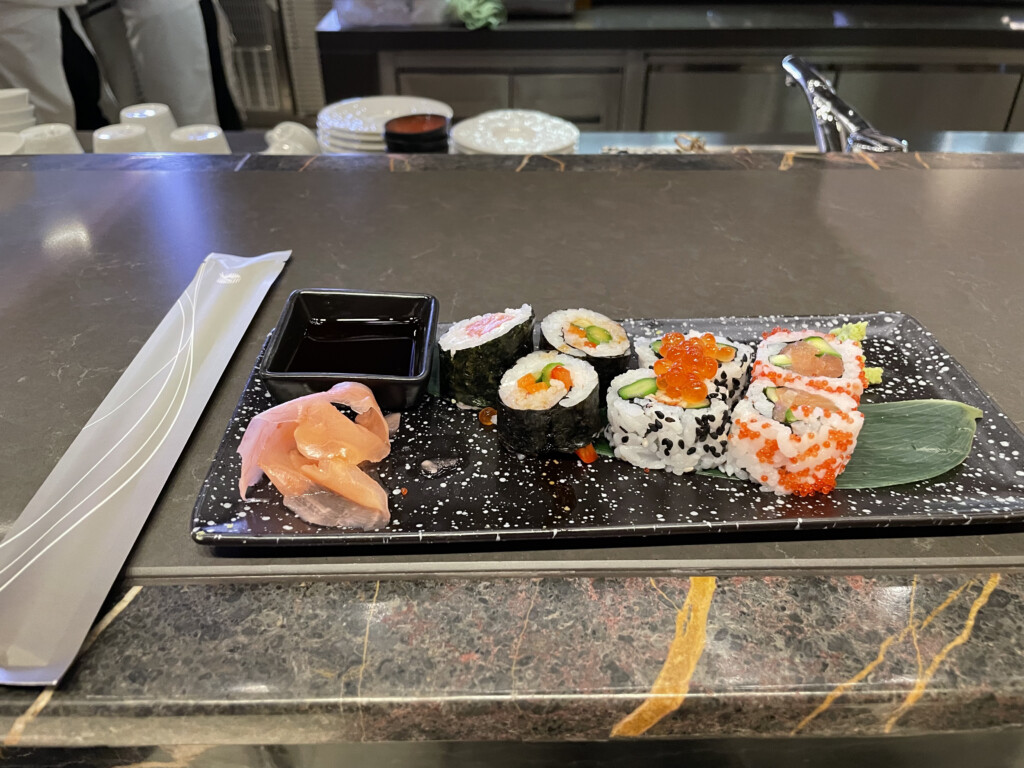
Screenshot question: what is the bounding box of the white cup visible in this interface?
[265,121,318,154]
[19,124,84,154]
[92,124,154,154]
[0,88,29,111]
[119,102,177,151]
[261,140,313,155]
[168,124,231,154]
[0,132,24,155]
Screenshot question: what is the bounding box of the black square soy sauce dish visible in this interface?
[260,289,439,411]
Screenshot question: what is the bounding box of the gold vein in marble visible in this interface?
[791,577,976,735]
[611,576,717,737]
[883,573,1001,733]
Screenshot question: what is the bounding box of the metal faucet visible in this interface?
[782,55,908,153]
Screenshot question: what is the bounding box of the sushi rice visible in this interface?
[605,368,732,475]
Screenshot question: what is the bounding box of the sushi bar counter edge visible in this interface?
[1,152,1024,758]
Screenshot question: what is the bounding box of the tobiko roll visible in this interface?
[724,378,864,496]
[752,328,867,403]
[439,304,534,407]
[497,351,601,455]
[539,309,631,393]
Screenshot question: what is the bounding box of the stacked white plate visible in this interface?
[451,110,579,155]
[0,89,35,132]
[317,95,453,154]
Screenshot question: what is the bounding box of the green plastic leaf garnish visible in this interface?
[836,400,983,489]
[697,399,983,490]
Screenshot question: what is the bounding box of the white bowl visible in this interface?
[0,88,29,111]
[93,123,154,153]
[120,103,177,151]
[0,119,35,132]
[19,123,83,154]
[451,110,579,155]
[0,132,24,155]
[265,121,318,153]
[168,124,231,154]
[0,103,33,120]
[317,96,452,136]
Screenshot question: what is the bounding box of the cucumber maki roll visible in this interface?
[539,309,631,395]
[637,331,753,405]
[439,304,534,407]
[606,369,732,474]
[497,351,601,455]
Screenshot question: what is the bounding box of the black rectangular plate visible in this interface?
[192,312,1024,547]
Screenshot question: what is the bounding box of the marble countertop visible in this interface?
[0,153,1023,756]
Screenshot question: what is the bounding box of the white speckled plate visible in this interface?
[192,312,1024,548]
[317,96,453,137]
[451,110,579,155]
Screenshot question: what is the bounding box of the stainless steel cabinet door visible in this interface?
[644,70,819,134]
[512,73,622,130]
[397,73,510,121]
[836,71,1021,133]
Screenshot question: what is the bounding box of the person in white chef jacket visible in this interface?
[0,0,220,126]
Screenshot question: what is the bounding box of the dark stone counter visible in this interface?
[1,153,1023,760]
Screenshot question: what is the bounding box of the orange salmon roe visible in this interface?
[654,333,721,402]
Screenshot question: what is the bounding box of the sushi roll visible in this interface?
[752,328,868,403]
[539,309,631,393]
[724,379,864,496]
[605,369,731,474]
[637,331,753,405]
[439,304,534,407]
[497,351,601,455]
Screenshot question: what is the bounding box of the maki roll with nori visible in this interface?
[497,351,601,455]
[539,309,631,394]
[439,304,534,407]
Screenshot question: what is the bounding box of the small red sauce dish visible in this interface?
[384,114,450,153]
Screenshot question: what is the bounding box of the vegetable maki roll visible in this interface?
[752,328,867,403]
[439,304,534,407]
[497,351,601,455]
[539,309,631,394]
[605,369,732,474]
[724,379,864,496]
[637,331,753,405]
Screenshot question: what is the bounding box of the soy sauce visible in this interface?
[284,318,420,376]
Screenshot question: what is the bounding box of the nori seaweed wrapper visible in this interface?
[538,333,631,396]
[440,314,534,407]
[497,386,601,455]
